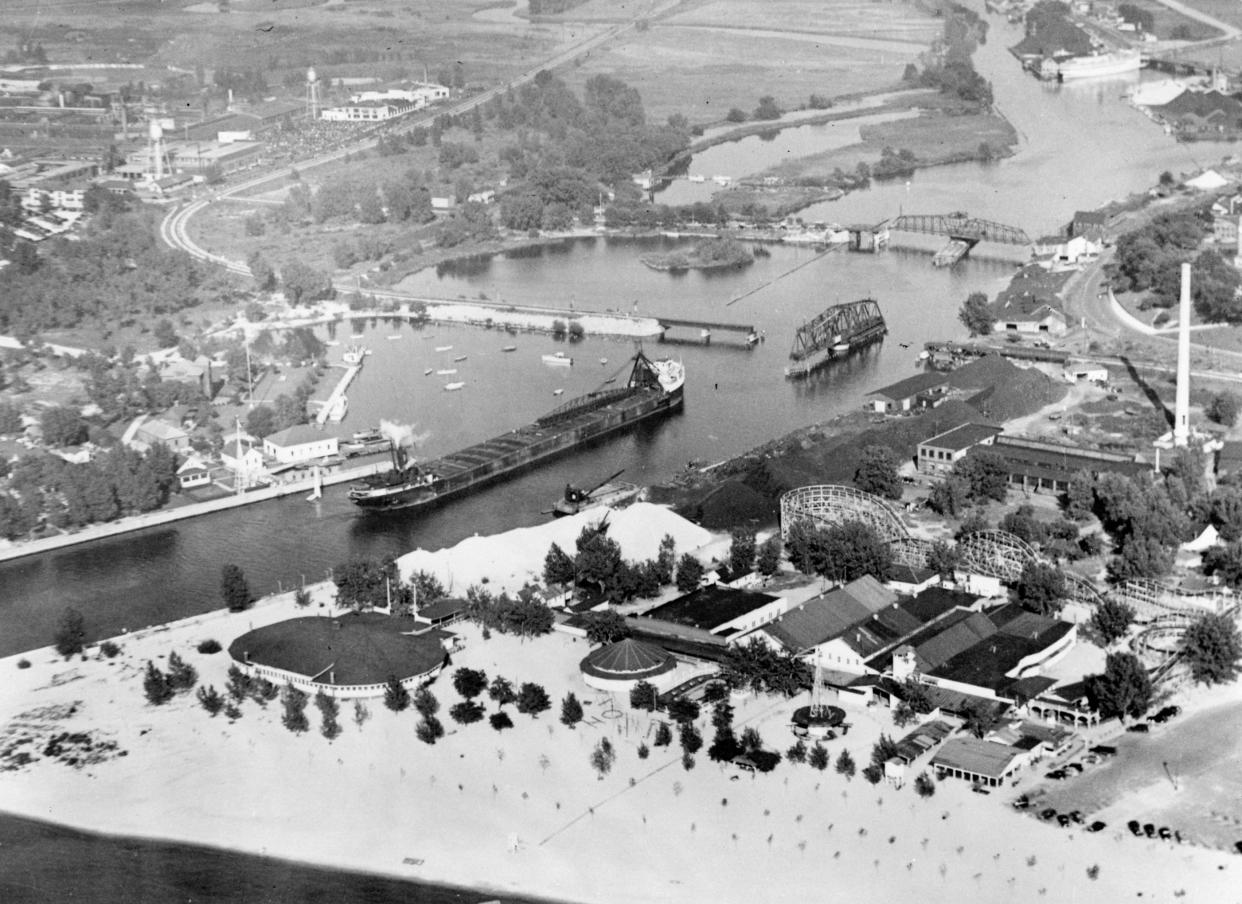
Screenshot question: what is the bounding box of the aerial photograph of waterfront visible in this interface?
[8,0,1242,901]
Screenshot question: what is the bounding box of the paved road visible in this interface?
[160,2,681,273]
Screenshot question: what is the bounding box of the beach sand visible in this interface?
[2,590,1237,904]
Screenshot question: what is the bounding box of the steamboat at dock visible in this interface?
[348,352,685,512]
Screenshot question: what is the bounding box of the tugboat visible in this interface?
[349,351,684,512]
[551,469,640,517]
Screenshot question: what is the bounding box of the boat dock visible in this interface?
[923,340,1070,367]
[313,363,361,426]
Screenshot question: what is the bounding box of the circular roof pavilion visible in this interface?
[580,637,676,692]
[228,613,446,694]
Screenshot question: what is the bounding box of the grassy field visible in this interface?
[561,0,941,123]
[1117,0,1220,40]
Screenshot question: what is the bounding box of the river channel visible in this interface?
[0,11,1221,659]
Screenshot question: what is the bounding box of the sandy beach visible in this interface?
[3,579,1238,904]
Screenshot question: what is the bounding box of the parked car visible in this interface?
[1127,723,1150,733]
[1128,820,1143,836]
[1066,762,1085,774]
[1152,705,1182,724]
[1069,810,1085,824]
[971,784,990,795]
[1057,814,1072,827]
[1090,745,1118,757]
[1158,827,1173,841]
[1087,821,1108,833]
[1045,769,1067,780]
[1012,795,1031,810]
[1039,809,1058,822]
[1144,823,1157,838]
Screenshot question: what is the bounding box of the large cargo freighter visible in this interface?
[348,351,685,511]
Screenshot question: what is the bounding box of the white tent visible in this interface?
[1186,169,1229,191]
[1181,523,1219,552]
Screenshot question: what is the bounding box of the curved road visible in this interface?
[160,4,678,274]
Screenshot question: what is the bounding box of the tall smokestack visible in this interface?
[1174,262,1191,447]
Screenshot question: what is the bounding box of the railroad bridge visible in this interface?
[883,213,1032,266]
[786,298,886,379]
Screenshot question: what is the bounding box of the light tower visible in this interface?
[305,66,320,121]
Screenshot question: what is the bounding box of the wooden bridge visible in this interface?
[785,298,886,379]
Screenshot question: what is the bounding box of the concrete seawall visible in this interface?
[0,460,390,565]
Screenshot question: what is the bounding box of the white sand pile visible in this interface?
[396,503,714,595]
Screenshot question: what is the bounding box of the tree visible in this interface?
[53,607,86,657]
[656,534,677,584]
[543,542,576,586]
[835,748,856,779]
[280,259,332,305]
[787,739,808,763]
[143,661,174,705]
[583,609,631,645]
[678,721,703,755]
[1016,560,1066,615]
[808,743,829,771]
[676,553,704,592]
[725,107,747,123]
[708,725,740,761]
[665,697,701,724]
[958,292,993,336]
[590,737,616,778]
[653,721,673,747]
[816,519,894,583]
[1207,392,1240,428]
[487,676,516,707]
[452,667,488,700]
[728,527,757,575]
[384,675,411,712]
[560,691,584,727]
[41,406,87,447]
[197,685,224,716]
[962,701,1000,739]
[220,564,253,612]
[914,771,936,798]
[954,451,1008,502]
[870,734,899,769]
[316,691,341,740]
[753,95,782,120]
[1181,612,1242,685]
[280,683,310,733]
[929,476,971,518]
[1090,597,1136,645]
[757,535,782,575]
[1085,652,1152,719]
[516,682,551,716]
[927,540,960,580]
[449,700,485,724]
[1065,470,1096,521]
[490,711,513,731]
[166,651,197,692]
[1203,542,1242,589]
[629,680,657,711]
[416,716,445,744]
[893,702,918,728]
[854,445,904,500]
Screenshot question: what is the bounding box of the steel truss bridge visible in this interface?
[884,213,1032,247]
[789,298,886,362]
[779,484,1235,675]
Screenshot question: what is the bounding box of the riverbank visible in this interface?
[0,458,389,565]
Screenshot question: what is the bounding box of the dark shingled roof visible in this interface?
[580,638,676,681]
[228,613,447,686]
[643,584,779,632]
[763,577,896,651]
[866,371,950,403]
[919,423,1002,453]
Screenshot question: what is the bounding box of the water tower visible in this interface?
[305,66,320,121]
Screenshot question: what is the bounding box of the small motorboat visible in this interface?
[436,368,457,376]
[350,333,365,340]
[502,345,517,352]
[599,357,608,365]
[542,352,573,367]
[435,345,453,352]
[387,334,402,340]
[453,355,468,362]
[444,382,465,391]
[553,388,564,396]
[424,368,433,376]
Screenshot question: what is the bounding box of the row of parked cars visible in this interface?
[1127,820,1182,843]
[1126,705,1183,734]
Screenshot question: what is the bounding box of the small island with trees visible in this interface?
[640,237,755,273]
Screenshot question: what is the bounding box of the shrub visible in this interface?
[808,743,829,771]
[53,607,87,658]
[786,739,807,763]
[488,676,517,707]
[914,771,936,797]
[653,721,673,747]
[449,700,485,724]
[590,737,616,777]
[665,698,700,724]
[197,685,224,716]
[678,722,703,755]
[17,659,31,669]
[452,667,488,700]
[861,764,883,785]
[224,701,241,720]
[100,641,121,659]
[384,675,411,712]
[143,661,173,705]
[629,680,657,711]
[416,715,445,744]
[197,639,222,654]
[560,692,584,728]
[516,682,551,716]
[682,752,696,770]
[166,651,198,692]
[637,742,650,759]
[835,749,856,779]
[490,711,514,731]
[281,684,310,734]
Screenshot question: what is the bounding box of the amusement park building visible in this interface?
[967,435,1147,493]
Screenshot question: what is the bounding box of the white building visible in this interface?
[262,424,339,465]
